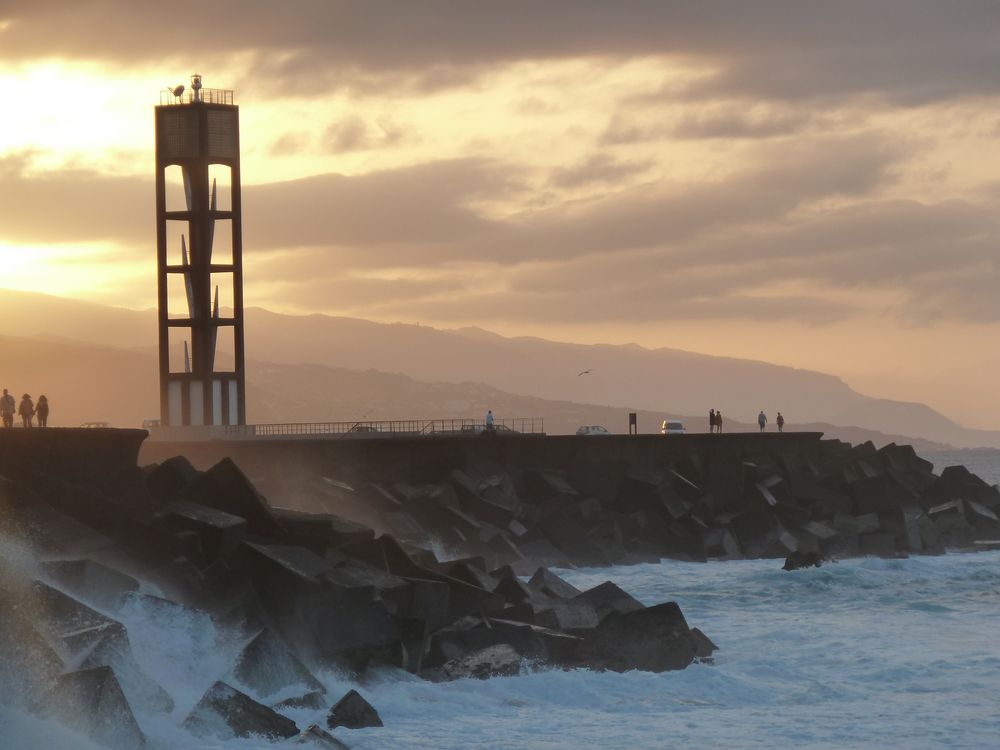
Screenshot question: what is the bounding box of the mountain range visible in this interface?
[0,288,992,449]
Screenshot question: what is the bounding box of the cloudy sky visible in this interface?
[2,1,1000,426]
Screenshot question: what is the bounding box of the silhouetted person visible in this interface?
[486,409,495,432]
[709,409,716,433]
[19,394,34,428]
[0,388,14,428]
[36,395,49,428]
[758,410,767,432]
[776,412,785,432]
[716,410,723,433]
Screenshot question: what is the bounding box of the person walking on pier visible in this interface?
[36,395,49,428]
[709,408,716,433]
[776,412,785,432]
[486,409,495,433]
[19,393,34,428]
[758,410,767,432]
[0,389,14,428]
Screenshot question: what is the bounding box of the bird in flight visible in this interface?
[578,369,592,376]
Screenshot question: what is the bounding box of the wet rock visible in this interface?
[573,581,645,619]
[272,690,328,712]
[703,526,742,559]
[533,601,601,631]
[79,628,176,714]
[859,531,901,558]
[428,617,548,667]
[326,688,384,729]
[144,455,199,503]
[232,629,325,699]
[570,602,697,673]
[175,457,283,536]
[298,591,402,672]
[157,501,248,563]
[492,565,533,602]
[34,666,147,750]
[286,724,350,748]
[689,627,718,660]
[424,643,525,682]
[30,580,127,660]
[782,550,824,571]
[40,558,140,612]
[528,567,582,599]
[0,612,64,703]
[184,681,299,740]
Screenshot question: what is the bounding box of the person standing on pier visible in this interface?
[758,410,767,432]
[486,409,495,432]
[19,393,34,428]
[0,389,14,428]
[36,395,49,428]
[776,412,785,432]
[709,408,716,433]
[716,410,723,433]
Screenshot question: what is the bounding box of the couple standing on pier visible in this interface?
[709,409,724,433]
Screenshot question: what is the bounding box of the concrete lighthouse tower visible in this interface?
[154,75,246,427]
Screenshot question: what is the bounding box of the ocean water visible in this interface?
[4,550,1000,750]
[922,448,1000,486]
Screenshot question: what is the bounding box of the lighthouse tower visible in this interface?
[154,75,246,426]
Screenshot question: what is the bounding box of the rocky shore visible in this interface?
[0,429,716,748]
[2,429,998,747]
[143,431,1000,569]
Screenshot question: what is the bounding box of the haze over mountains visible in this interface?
[0,289,993,448]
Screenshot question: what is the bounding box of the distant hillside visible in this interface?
[0,288,993,447]
[0,331,955,451]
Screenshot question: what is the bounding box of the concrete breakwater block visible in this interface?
[33,666,147,750]
[184,681,299,741]
[570,602,698,673]
[424,643,525,681]
[232,628,326,699]
[287,724,350,748]
[326,688,384,729]
[40,558,140,612]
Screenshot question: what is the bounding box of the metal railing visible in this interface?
[222,417,544,439]
[159,88,235,106]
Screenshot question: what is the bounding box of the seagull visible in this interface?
[578,369,592,376]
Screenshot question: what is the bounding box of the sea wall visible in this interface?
[0,428,719,747]
[140,431,1000,568]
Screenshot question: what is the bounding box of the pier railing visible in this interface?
[222,417,544,439]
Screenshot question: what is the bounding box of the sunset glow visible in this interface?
[3,2,1000,428]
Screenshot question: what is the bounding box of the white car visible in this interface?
[660,420,686,435]
[576,425,612,436]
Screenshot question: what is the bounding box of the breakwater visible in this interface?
[0,428,719,748]
[142,431,1000,569]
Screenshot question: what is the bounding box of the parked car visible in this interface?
[660,419,686,435]
[576,425,612,436]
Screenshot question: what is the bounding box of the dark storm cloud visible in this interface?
[4,2,1000,102]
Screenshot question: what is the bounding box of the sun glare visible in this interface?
[0,244,148,302]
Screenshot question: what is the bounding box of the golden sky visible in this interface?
[2,2,1000,427]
